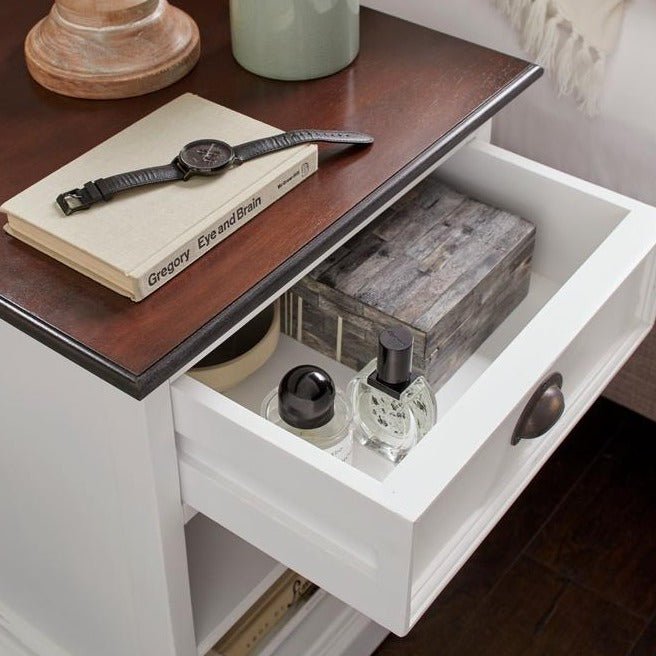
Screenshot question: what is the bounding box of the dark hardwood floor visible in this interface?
[375,399,656,656]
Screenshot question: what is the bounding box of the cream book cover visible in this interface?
[1,93,318,301]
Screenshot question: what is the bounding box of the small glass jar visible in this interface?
[262,365,353,463]
[347,326,437,463]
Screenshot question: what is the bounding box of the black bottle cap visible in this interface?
[278,365,336,429]
[376,326,413,386]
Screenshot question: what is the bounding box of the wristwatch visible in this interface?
[56,129,374,215]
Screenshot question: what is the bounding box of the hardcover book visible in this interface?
[210,569,317,656]
[1,93,318,301]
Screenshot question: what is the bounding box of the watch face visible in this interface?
[178,139,234,174]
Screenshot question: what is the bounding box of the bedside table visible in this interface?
[2,3,654,656]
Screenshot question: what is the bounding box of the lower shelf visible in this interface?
[251,592,388,656]
[186,514,387,656]
[186,515,286,655]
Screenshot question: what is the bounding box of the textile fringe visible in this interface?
[493,0,605,115]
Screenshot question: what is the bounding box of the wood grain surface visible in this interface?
[0,0,541,397]
[527,420,656,619]
[24,0,200,99]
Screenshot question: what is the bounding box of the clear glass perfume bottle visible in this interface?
[348,326,437,463]
[262,365,353,463]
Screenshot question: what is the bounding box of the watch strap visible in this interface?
[56,163,185,215]
[233,129,374,163]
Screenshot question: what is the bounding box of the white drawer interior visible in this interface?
[217,274,557,484]
[172,140,656,635]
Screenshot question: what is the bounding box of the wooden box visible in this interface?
[281,176,536,388]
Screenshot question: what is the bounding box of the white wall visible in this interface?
[362,0,656,206]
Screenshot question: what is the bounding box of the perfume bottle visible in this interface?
[262,365,353,463]
[348,326,437,463]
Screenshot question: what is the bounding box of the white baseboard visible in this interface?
[0,628,33,656]
[1,593,388,656]
[0,604,70,656]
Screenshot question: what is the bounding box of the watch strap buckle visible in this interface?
[56,181,103,215]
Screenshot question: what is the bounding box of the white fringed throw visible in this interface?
[493,0,625,115]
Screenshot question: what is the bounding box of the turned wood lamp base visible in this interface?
[24,0,200,99]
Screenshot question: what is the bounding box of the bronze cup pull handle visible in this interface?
[511,373,565,446]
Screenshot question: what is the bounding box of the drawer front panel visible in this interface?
[409,259,653,624]
[174,381,414,632]
[172,141,656,635]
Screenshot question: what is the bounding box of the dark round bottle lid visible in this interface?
[376,325,413,385]
[278,365,336,429]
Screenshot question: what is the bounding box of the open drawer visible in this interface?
[171,141,656,636]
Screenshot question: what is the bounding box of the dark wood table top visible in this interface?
[0,0,541,399]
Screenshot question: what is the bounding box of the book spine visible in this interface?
[211,571,316,656]
[247,589,325,656]
[134,148,318,300]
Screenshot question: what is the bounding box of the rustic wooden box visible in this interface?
[281,176,535,389]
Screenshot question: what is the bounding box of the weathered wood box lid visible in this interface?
[282,175,536,388]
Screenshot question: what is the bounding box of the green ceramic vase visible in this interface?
[230,0,359,81]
